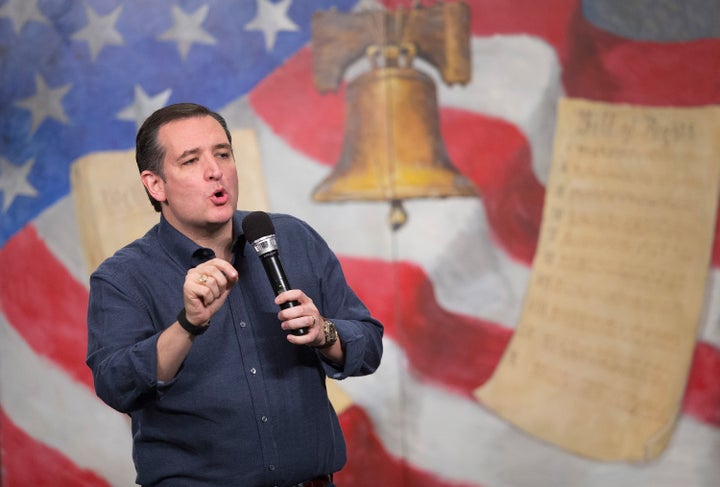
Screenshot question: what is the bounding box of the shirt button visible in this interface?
[239,321,247,328]
[250,367,257,375]
[261,415,268,423]
[268,464,275,471]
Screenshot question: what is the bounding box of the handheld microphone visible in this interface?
[242,211,308,336]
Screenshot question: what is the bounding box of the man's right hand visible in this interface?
[183,258,239,327]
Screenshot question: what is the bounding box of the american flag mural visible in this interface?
[2,0,720,485]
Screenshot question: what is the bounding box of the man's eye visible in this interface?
[217,152,231,159]
[182,158,198,165]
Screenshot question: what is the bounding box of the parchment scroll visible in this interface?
[475,98,720,461]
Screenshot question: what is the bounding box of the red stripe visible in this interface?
[1,409,110,487]
[712,220,720,267]
[341,256,720,426]
[341,257,511,397]
[683,341,720,427]
[0,224,93,389]
[469,0,581,61]
[338,405,484,487]
[249,46,344,166]
[444,110,543,266]
[562,9,720,106]
[380,0,580,57]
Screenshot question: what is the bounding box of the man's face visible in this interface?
[142,115,239,237]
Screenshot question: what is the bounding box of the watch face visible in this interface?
[325,320,338,344]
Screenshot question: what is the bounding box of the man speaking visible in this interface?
[85,103,384,486]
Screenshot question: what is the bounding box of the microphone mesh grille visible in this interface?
[242,211,275,242]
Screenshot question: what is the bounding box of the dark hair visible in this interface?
[135,103,232,212]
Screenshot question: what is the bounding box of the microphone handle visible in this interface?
[260,252,308,336]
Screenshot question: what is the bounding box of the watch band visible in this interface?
[177,308,209,336]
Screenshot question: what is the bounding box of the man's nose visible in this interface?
[205,157,223,180]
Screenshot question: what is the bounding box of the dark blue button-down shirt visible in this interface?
[86,211,383,486]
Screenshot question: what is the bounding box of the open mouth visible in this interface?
[211,188,228,205]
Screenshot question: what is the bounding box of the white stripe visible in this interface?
[34,195,92,287]
[698,268,720,349]
[339,339,720,487]
[437,35,564,185]
[0,315,136,485]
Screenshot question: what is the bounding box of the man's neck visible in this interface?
[193,224,235,261]
[164,215,236,262]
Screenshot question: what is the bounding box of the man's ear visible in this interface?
[141,170,166,204]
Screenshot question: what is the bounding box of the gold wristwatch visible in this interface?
[321,319,338,348]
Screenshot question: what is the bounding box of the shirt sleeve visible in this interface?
[300,220,384,380]
[86,268,162,413]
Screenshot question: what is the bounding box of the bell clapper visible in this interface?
[389,199,408,231]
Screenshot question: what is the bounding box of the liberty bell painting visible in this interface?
[311,1,476,229]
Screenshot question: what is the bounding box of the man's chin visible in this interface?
[207,207,235,224]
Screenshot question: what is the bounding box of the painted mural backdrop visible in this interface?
[2,0,720,486]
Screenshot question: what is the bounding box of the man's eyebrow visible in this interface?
[176,143,232,161]
[177,148,200,161]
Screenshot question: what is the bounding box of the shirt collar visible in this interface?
[157,212,247,269]
[231,212,247,258]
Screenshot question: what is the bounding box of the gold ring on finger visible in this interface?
[198,274,208,284]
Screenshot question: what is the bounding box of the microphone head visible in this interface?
[242,211,275,243]
[242,211,279,257]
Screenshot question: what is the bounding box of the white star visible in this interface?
[117,85,172,130]
[0,0,49,34]
[245,0,300,52]
[0,157,38,213]
[15,74,72,134]
[158,5,216,60]
[71,5,124,61]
